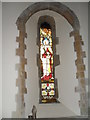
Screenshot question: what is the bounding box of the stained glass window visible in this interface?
[40,22,56,103]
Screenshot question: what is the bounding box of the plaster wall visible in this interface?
[2,2,88,118]
[25,10,80,118]
[2,2,32,118]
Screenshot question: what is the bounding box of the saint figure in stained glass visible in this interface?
[40,28,54,82]
[40,22,56,102]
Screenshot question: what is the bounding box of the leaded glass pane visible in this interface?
[40,25,56,102]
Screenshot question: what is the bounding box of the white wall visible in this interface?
[64,2,88,80]
[64,2,88,106]
[2,2,32,118]
[0,1,2,119]
[25,9,80,118]
[2,2,88,118]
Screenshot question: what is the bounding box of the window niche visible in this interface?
[37,15,60,103]
[14,2,87,117]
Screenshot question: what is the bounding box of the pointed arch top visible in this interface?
[16,2,80,31]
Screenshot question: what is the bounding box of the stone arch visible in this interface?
[16,2,80,31]
[15,2,87,117]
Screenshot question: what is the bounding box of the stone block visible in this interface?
[16,37,20,42]
[77,64,85,72]
[16,48,24,56]
[76,51,86,58]
[19,71,27,79]
[20,58,27,65]
[76,72,85,79]
[75,59,83,65]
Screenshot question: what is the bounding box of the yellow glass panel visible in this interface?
[49,83,54,89]
[49,90,54,96]
[42,90,47,95]
[42,100,47,103]
[42,83,47,89]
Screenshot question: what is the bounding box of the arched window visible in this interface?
[37,16,60,103]
[15,2,87,116]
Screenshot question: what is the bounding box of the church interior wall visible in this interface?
[2,2,88,118]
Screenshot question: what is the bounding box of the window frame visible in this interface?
[37,15,60,103]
